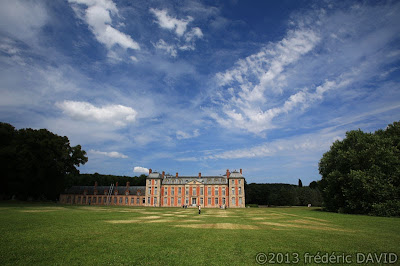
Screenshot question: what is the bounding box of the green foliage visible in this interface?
[319,121,400,216]
[298,179,303,187]
[245,183,322,206]
[66,173,147,187]
[0,122,88,200]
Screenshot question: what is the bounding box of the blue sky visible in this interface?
[1,0,399,185]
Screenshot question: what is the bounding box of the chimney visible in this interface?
[226,169,230,179]
[149,168,152,174]
[126,182,130,187]
[240,169,242,175]
[162,171,165,178]
[199,172,201,178]
[176,172,178,178]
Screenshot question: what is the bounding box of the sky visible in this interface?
[0,0,399,185]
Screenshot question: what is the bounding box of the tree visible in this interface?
[319,121,400,216]
[298,179,303,187]
[0,123,88,200]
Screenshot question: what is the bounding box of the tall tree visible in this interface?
[0,123,88,200]
[298,179,303,187]
[319,121,400,216]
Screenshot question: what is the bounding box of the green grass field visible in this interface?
[0,203,399,265]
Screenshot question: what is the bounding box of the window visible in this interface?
[222,197,226,205]
[171,187,174,196]
[137,190,141,196]
[231,180,234,184]
[186,187,189,195]
[185,198,189,204]
[178,197,181,205]
[155,180,157,185]
[200,198,203,205]
[239,198,242,205]
[137,198,140,204]
[165,189,167,196]
[82,197,86,204]
[215,187,218,196]
[125,191,129,196]
[239,180,241,184]
[148,187,151,195]
[119,197,122,204]
[93,197,97,204]
[215,198,219,205]
[114,197,117,204]
[171,197,174,205]
[239,187,242,195]
[178,187,182,195]
[222,187,225,196]
[193,188,196,196]
[207,187,211,195]
[131,198,134,204]
[142,198,145,204]
[125,198,128,205]
[147,197,150,204]
[154,197,157,205]
[232,197,235,205]
[232,188,235,195]
[164,197,167,205]
[155,187,158,194]
[208,198,211,205]
[200,187,203,195]
[148,180,151,185]
[98,197,102,204]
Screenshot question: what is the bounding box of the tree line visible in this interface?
[245,181,323,207]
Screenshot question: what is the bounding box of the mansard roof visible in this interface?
[162,176,228,185]
[63,186,146,195]
[229,171,244,179]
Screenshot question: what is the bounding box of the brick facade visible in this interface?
[60,169,245,208]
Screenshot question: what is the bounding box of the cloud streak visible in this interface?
[90,149,128,158]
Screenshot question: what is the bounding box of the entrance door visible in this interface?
[192,198,197,206]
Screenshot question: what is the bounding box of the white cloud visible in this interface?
[206,128,343,160]
[56,100,137,127]
[0,0,48,41]
[133,166,149,174]
[153,39,177,57]
[149,8,193,37]
[68,0,140,58]
[208,27,321,135]
[90,149,128,158]
[209,2,400,136]
[149,8,203,55]
[176,129,200,140]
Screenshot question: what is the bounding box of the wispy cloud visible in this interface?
[90,149,128,158]
[150,8,193,37]
[176,129,200,140]
[150,8,203,56]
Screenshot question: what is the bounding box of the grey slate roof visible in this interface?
[162,176,228,185]
[63,186,146,196]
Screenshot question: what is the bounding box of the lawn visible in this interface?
[0,203,399,265]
